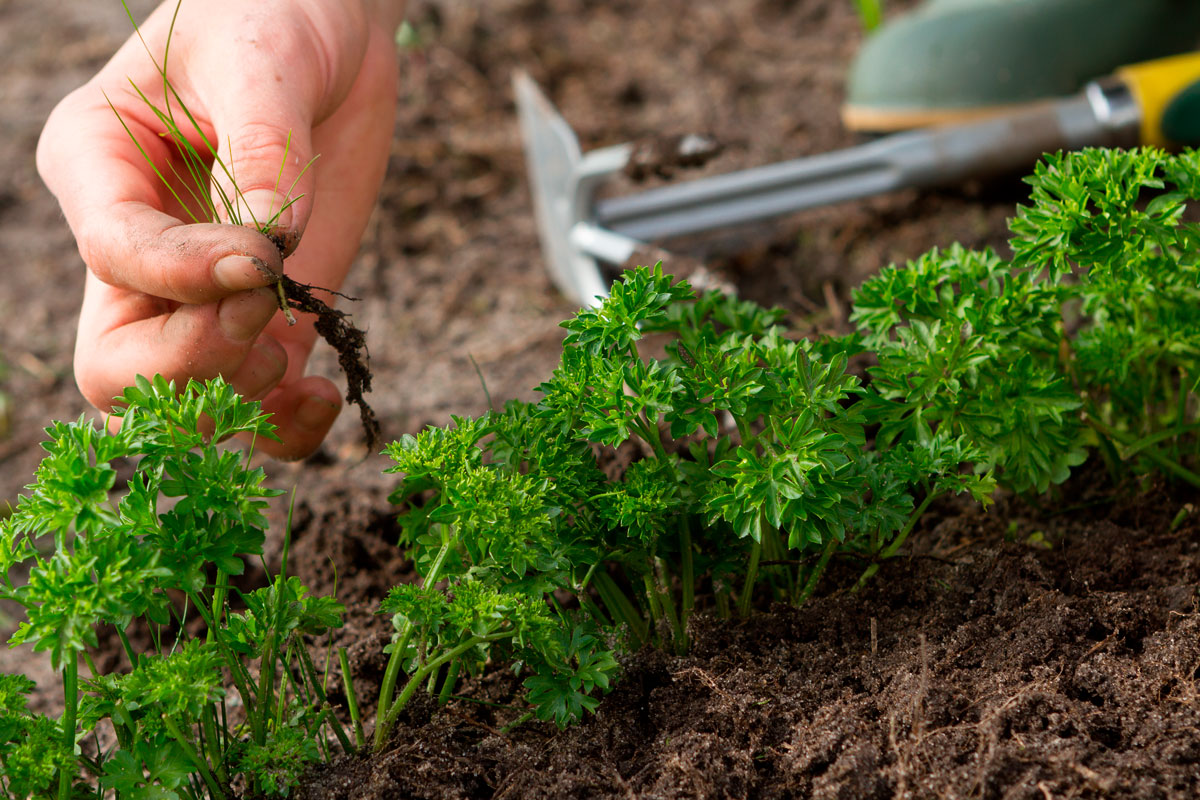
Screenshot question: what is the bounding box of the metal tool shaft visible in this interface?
[593,81,1140,242]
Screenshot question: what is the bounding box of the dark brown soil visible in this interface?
[284,469,1200,800]
[3,1,1199,799]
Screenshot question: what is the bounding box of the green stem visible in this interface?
[634,414,669,462]
[338,647,365,750]
[1090,418,1124,484]
[761,526,796,602]
[641,572,666,642]
[256,633,277,747]
[275,641,297,729]
[578,594,612,628]
[160,714,225,800]
[880,491,938,561]
[111,701,136,749]
[678,518,694,630]
[372,624,415,751]
[207,570,229,645]
[57,656,78,800]
[733,415,755,448]
[296,643,353,753]
[116,627,138,666]
[500,710,535,734]
[374,533,454,751]
[1087,415,1200,489]
[201,705,227,783]
[737,539,762,618]
[854,490,940,592]
[714,587,731,619]
[794,536,839,608]
[381,633,513,734]
[852,0,883,30]
[591,571,649,644]
[653,558,687,654]
[437,661,460,706]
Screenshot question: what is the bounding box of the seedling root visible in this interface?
[275,274,380,451]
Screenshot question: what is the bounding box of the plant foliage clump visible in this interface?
[1,376,349,800]
[376,147,1200,739]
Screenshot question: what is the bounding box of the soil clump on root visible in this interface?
[278,275,380,451]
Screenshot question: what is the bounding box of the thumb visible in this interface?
[211,112,317,259]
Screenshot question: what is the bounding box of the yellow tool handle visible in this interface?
[1116,51,1200,147]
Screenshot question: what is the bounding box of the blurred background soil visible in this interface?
[2,1,1197,798]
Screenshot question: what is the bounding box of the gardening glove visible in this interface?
[37,0,405,459]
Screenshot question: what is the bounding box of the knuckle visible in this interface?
[225,121,304,178]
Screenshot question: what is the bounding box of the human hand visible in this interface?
[37,0,403,458]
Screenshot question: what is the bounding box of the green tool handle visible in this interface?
[1117,51,1200,146]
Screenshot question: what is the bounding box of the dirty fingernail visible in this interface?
[218,288,279,341]
[296,394,339,430]
[215,255,277,291]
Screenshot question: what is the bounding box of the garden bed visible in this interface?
[2,1,1198,798]
[290,471,1200,799]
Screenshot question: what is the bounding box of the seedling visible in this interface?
[109,0,379,448]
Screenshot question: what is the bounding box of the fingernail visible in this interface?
[218,288,278,342]
[296,394,339,430]
[215,255,278,291]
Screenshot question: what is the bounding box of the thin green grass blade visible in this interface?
[104,92,201,223]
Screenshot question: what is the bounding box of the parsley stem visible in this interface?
[500,710,536,734]
[794,536,838,607]
[714,589,731,619]
[738,540,762,618]
[642,572,666,642]
[375,532,455,750]
[438,660,461,705]
[591,571,649,645]
[1085,415,1200,489]
[201,706,227,784]
[208,570,229,645]
[382,633,514,733]
[116,627,137,669]
[57,656,77,800]
[634,414,669,462]
[853,491,940,592]
[160,714,226,800]
[653,558,686,654]
[678,518,694,629]
[298,644,354,753]
[880,491,938,561]
[338,647,366,750]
